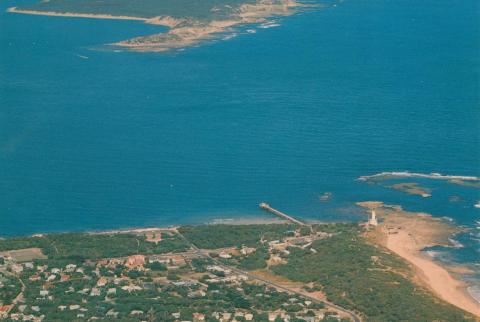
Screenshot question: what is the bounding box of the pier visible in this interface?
[259,203,306,226]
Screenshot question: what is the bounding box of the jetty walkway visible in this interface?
[259,203,306,226]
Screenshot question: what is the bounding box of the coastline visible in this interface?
[7,7,147,21]
[90,216,289,235]
[6,0,306,53]
[113,0,304,52]
[359,202,480,317]
[2,0,479,318]
[2,205,479,317]
[0,216,290,239]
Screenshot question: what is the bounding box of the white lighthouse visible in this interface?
[368,209,378,226]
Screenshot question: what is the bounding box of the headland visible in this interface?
[7,0,308,52]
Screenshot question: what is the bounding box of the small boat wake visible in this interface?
[75,54,89,59]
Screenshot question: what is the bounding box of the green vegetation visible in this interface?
[11,0,301,54]
[271,225,474,322]
[0,223,475,321]
[179,224,298,248]
[2,248,333,321]
[0,232,189,261]
[0,272,21,305]
[238,246,269,270]
[146,261,167,271]
[18,0,258,20]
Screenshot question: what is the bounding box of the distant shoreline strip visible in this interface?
[6,7,147,22]
[358,171,480,182]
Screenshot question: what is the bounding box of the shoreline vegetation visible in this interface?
[357,201,480,317]
[7,0,308,52]
[1,221,477,321]
[1,208,479,319]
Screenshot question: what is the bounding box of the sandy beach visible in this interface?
[386,229,480,317]
[359,202,480,318]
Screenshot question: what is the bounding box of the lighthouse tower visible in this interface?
[368,209,378,226]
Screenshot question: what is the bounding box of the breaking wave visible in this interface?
[358,171,480,182]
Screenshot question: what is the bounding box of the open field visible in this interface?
[0,248,47,262]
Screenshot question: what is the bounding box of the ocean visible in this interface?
[1,0,479,287]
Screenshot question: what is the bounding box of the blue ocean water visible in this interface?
[1,0,479,266]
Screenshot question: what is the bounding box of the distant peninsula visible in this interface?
[7,0,313,52]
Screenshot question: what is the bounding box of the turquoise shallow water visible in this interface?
[1,0,479,278]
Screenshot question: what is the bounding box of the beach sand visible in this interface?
[359,202,480,318]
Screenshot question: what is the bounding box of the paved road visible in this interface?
[176,230,362,322]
